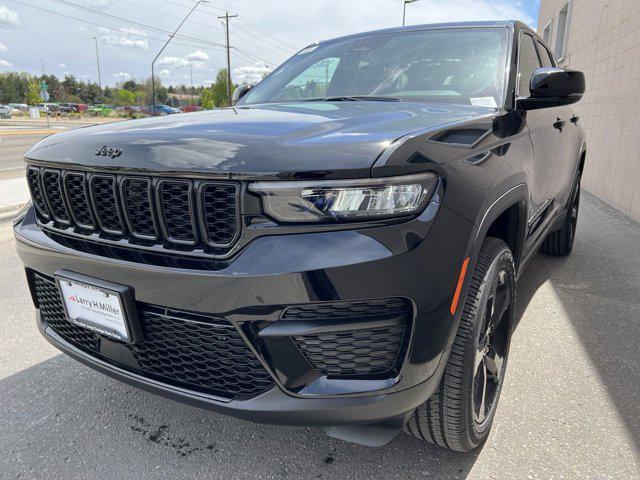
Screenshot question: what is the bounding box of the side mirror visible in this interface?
[516,67,585,110]
[232,84,252,106]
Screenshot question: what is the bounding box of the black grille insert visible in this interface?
[64,172,95,229]
[158,180,196,244]
[122,178,157,240]
[42,169,70,224]
[282,298,409,321]
[90,175,124,234]
[27,167,50,219]
[285,299,411,378]
[32,273,274,399]
[293,323,407,377]
[200,182,239,247]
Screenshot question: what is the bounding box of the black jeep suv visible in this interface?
[14,21,585,451]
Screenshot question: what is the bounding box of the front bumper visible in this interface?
[14,198,474,429]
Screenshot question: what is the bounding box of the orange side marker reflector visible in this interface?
[450,257,470,315]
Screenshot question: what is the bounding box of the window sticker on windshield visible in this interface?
[470,97,498,108]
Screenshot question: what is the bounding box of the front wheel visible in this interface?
[405,237,516,451]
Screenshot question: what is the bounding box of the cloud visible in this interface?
[59,63,67,68]
[113,71,131,80]
[187,50,209,61]
[0,41,7,52]
[157,56,190,68]
[233,63,272,85]
[159,69,171,77]
[0,59,13,67]
[0,5,20,28]
[98,27,148,50]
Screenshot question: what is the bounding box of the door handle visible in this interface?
[553,119,566,131]
[570,115,580,124]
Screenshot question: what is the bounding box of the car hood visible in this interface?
[26,101,493,178]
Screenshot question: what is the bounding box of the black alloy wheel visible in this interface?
[541,172,581,256]
[405,237,516,451]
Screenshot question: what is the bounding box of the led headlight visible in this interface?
[249,173,438,223]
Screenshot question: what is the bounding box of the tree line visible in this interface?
[0,69,234,107]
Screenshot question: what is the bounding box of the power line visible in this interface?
[47,0,227,49]
[233,47,278,67]
[7,0,280,84]
[237,17,298,51]
[8,0,226,53]
[160,0,298,53]
[55,0,291,63]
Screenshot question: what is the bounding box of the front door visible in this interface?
[517,31,565,225]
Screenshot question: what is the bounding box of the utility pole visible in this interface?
[218,11,238,107]
[93,37,102,93]
[189,57,194,107]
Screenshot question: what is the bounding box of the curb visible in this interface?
[0,129,60,136]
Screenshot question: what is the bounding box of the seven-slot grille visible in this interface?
[26,165,240,253]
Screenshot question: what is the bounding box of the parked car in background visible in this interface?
[88,104,113,116]
[58,103,77,114]
[74,104,88,113]
[142,104,181,116]
[0,104,11,118]
[35,103,57,114]
[122,106,142,116]
[9,103,29,111]
[179,105,200,113]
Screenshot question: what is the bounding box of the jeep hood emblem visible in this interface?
[95,145,123,159]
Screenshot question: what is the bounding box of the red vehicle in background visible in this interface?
[180,105,200,113]
[74,104,88,113]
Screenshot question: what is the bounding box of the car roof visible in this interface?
[315,20,530,46]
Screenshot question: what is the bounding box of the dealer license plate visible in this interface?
[56,275,133,342]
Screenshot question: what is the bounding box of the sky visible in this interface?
[0,0,540,87]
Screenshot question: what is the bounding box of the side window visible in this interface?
[542,21,552,44]
[278,58,340,100]
[537,41,555,67]
[555,1,571,59]
[518,33,542,98]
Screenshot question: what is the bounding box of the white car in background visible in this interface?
[9,103,29,113]
[0,104,12,119]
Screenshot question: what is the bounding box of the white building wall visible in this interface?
[538,0,640,221]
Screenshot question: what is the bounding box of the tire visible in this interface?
[540,174,581,256]
[405,237,516,452]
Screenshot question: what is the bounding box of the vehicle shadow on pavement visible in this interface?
[513,192,640,456]
[0,354,481,479]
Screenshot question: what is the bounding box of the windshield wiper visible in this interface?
[299,95,401,102]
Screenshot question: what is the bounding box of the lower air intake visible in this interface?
[32,273,275,399]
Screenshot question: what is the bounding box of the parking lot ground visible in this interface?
[1,191,639,480]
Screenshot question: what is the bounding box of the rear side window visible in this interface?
[518,33,542,97]
[537,41,555,67]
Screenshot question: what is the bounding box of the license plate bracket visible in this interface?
[54,270,142,344]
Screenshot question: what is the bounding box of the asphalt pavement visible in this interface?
[0,191,638,479]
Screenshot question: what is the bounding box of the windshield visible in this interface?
[240,27,510,107]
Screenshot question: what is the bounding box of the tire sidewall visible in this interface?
[462,245,516,448]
